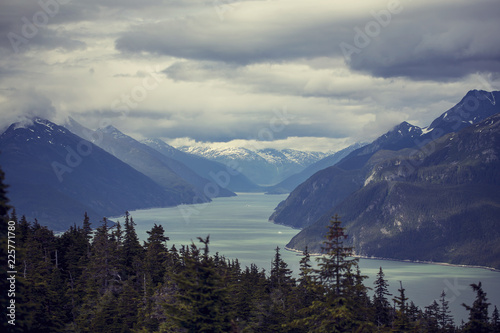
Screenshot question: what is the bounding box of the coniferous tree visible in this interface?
[424,300,440,332]
[138,224,170,331]
[265,246,295,331]
[393,281,411,331]
[82,212,92,257]
[316,214,359,296]
[296,246,316,309]
[438,290,455,332]
[462,282,491,333]
[373,267,392,328]
[291,215,369,332]
[122,212,143,280]
[144,223,169,287]
[491,305,500,333]
[165,236,231,332]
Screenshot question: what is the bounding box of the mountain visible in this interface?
[65,119,235,201]
[179,146,327,186]
[265,142,366,194]
[269,90,500,230]
[0,118,188,230]
[141,138,261,192]
[286,113,500,269]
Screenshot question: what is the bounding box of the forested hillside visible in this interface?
[2,201,499,332]
[286,112,500,270]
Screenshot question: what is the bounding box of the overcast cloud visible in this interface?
[0,0,499,151]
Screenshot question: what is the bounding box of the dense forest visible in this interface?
[1,173,500,332]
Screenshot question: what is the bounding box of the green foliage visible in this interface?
[5,207,498,332]
[462,282,491,333]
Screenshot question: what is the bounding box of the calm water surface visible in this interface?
[125,193,500,323]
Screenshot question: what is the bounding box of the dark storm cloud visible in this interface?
[134,116,351,143]
[344,0,500,81]
[114,0,500,81]
[115,7,349,65]
[0,0,93,53]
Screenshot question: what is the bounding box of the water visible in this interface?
[124,193,500,324]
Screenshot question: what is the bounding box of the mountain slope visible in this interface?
[269,90,500,229]
[142,138,261,192]
[287,113,500,269]
[66,119,235,201]
[269,122,425,228]
[0,118,184,230]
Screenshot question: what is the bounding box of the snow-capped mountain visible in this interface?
[178,146,327,186]
[141,138,261,192]
[0,117,186,230]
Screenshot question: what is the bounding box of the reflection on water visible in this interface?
[125,193,499,324]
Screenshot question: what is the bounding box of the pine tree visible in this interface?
[270,246,294,291]
[424,300,440,332]
[373,267,392,328]
[82,212,92,257]
[290,215,369,332]
[462,282,491,333]
[144,223,169,287]
[393,281,411,331]
[265,246,295,331]
[316,214,359,296]
[165,236,231,332]
[491,305,500,333]
[122,212,143,280]
[296,246,316,309]
[438,290,454,332]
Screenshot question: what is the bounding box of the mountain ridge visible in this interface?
[286,112,500,268]
[0,118,187,230]
[269,90,500,229]
[179,145,327,185]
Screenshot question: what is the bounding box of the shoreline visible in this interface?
[284,246,500,273]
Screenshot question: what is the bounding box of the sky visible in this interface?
[0,0,499,152]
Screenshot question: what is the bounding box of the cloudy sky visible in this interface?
[1,0,499,152]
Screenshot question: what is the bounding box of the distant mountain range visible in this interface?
[179,146,328,186]
[270,90,500,269]
[265,142,366,194]
[141,138,261,192]
[0,117,265,230]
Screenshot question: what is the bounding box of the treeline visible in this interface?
[2,211,500,333]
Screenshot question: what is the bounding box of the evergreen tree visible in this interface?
[393,281,411,331]
[424,300,440,332]
[265,246,295,331]
[165,236,231,332]
[491,305,500,333]
[462,282,491,333]
[316,214,359,296]
[144,223,169,287]
[290,215,370,332]
[438,290,454,332]
[373,267,392,328]
[122,212,143,280]
[82,212,92,257]
[296,246,316,309]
